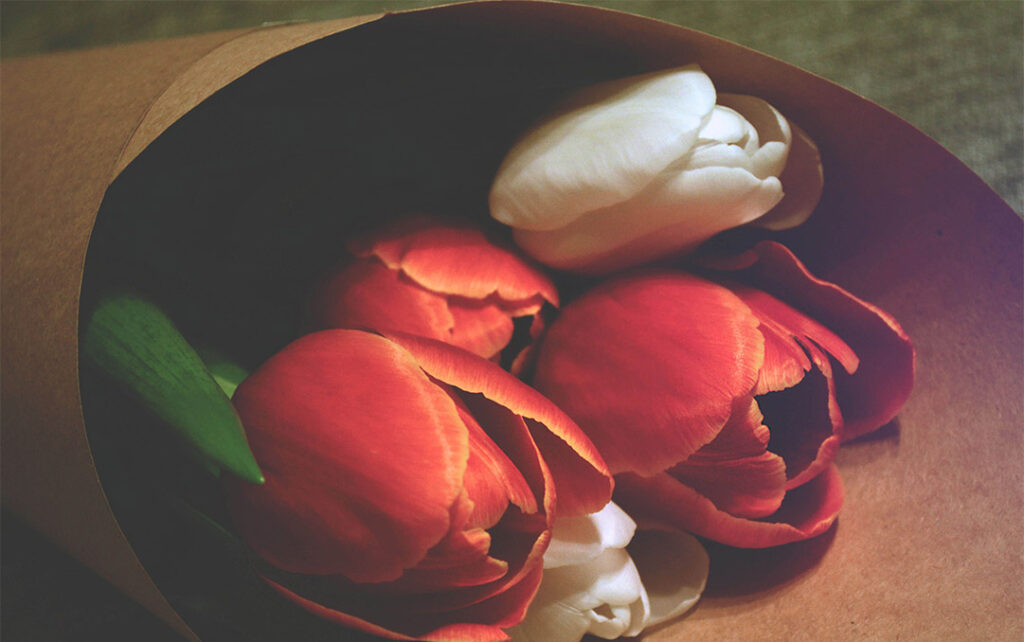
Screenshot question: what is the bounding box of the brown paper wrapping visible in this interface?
[2,2,1020,640]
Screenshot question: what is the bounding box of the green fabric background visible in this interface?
[1,2,1021,641]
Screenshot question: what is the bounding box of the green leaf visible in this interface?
[82,292,264,484]
[197,347,250,400]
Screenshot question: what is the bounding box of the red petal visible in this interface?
[308,259,454,341]
[737,286,859,377]
[353,217,558,307]
[730,285,846,486]
[719,242,915,441]
[379,523,549,619]
[387,332,612,517]
[391,555,510,592]
[450,392,538,529]
[448,299,516,359]
[264,577,512,642]
[755,356,841,488]
[532,272,764,477]
[615,464,845,548]
[695,398,770,456]
[394,550,546,630]
[425,566,544,632]
[224,330,467,582]
[457,393,547,519]
[669,399,786,518]
[752,317,812,396]
[264,577,417,641]
[421,624,512,642]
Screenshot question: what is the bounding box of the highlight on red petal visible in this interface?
[386,331,613,517]
[224,330,467,581]
[723,241,915,441]
[353,216,558,307]
[615,464,844,548]
[531,272,765,477]
[312,216,559,361]
[309,259,455,342]
[448,300,517,359]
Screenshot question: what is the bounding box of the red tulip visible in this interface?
[223,329,612,641]
[309,217,558,362]
[530,241,914,548]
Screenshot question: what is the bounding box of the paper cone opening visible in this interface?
[3,1,1020,640]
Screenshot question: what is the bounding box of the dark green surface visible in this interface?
[1,1,1021,640]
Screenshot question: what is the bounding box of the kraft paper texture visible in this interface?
[2,2,1020,640]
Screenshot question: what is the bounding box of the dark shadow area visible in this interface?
[702,524,838,599]
[1,510,182,642]
[846,418,901,446]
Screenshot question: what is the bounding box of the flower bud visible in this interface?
[489,65,823,273]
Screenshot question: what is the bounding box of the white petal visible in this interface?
[509,547,649,642]
[628,529,709,627]
[718,93,792,179]
[696,105,755,148]
[751,121,825,230]
[718,94,791,145]
[513,165,783,273]
[490,65,716,232]
[545,501,637,569]
[686,142,757,173]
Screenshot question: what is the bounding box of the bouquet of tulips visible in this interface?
[82,65,914,641]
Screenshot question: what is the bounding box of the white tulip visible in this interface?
[509,502,709,642]
[489,64,823,273]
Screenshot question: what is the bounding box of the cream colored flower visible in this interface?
[489,65,822,273]
[509,502,708,642]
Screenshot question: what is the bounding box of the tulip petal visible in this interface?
[354,218,558,307]
[668,398,786,518]
[309,259,455,342]
[263,577,513,642]
[509,547,648,642]
[669,450,787,519]
[725,242,915,441]
[543,501,637,570]
[696,105,760,152]
[728,285,850,485]
[737,287,859,376]
[532,273,764,477]
[694,398,771,456]
[224,330,467,582]
[452,392,539,528]
[753,317,814,395]
[750,122,824,230]
[387,332,613,517]
[615,464,844,548]
[263,577,420,641]
[490,65,716,232]
[375,398,555,618]
[448,299,517,360]
[627,529,708,627]
[513,164,783,273]
[716,93,792,180]
[758,339,843,489]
